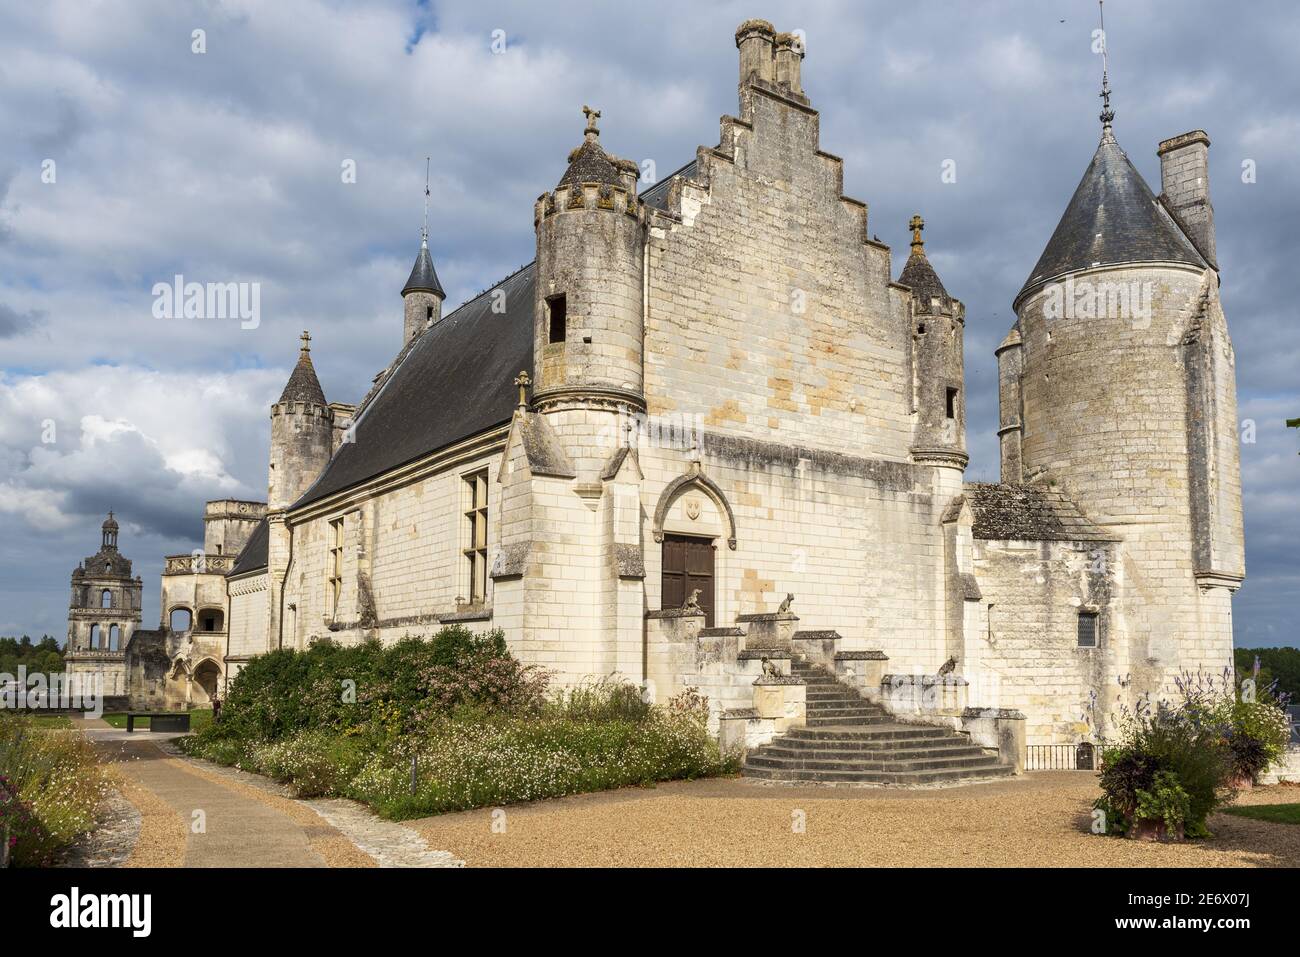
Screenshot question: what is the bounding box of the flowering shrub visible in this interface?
[181,653,738,818]
[0,713,109,866]
[1176,668,1293,785]
[1095,668,1292,840]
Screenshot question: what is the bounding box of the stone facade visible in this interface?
[90,21,1246,748]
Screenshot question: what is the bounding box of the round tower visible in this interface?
[901,215,967,496]
[268,331,334,510]
[402,237,445,344]
[532,105,645,417]
[1012,108,1240,683]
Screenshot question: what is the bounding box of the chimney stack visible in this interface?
[774,32,804,95]
[1157,130,1216,266]
[735,19,776,87]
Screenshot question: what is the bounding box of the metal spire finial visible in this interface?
[1098,1,1114,130]
[421,156,431,248]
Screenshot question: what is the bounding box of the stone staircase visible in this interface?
[741,659,1015,786]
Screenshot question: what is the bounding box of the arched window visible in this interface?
[169,607,193,631]
[108,624,121,651]
[88,624,100,650]
[101,589,112,608]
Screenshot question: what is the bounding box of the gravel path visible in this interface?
[408,774,1300,868]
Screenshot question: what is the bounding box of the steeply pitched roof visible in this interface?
[402,241,445,297]
[292,171,684,512]
[1018,129,1205,302]
[558,138,622,188]
[898,252,952,315]
[228,518,269,577]
[278,340,327,406]
[293,264,535,508]
[964,483,1118,542]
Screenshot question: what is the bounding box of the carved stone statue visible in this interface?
[761,656,781,679]
[777,593,794,614]
[683,589,703,613]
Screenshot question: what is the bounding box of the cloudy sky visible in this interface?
[1,0,1296,647]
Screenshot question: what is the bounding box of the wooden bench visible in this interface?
[125,712,191,733]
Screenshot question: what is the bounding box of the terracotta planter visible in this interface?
[1128,818,1185,842]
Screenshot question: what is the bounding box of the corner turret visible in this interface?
[901,216,967,479]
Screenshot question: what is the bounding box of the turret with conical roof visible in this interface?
[900,215,966,475]
[268,331,334,510]
[532,105,645,414]
[1009,87,1243,682]
[402,237,445,344]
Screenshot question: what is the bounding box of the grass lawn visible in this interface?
[102,709,213,733]
[22,714,73,729]
[1222,803,1300,825]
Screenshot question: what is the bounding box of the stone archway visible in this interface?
[191,658,221,707]
[652,462,738,550]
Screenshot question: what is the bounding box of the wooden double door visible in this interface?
[661,534,716,627]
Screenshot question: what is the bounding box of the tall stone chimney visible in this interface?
[1157,130,1216,266]
[735,19,775,87]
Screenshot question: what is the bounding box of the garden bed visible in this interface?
[178,628,738,820]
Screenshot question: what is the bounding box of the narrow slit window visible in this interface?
[547,294,567,344]
[1077,611,1098,648]
[945,387,959,420]
[426,305,434,323]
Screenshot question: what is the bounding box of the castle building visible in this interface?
[76,21,1244,754]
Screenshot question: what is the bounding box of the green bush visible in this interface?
[179,632,738,818]
[1096,699,1232,838]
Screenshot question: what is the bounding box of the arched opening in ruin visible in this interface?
[88,624,100,650]
[108,624,121,651]
[191,659,222,706]
[169,607,193,631]
[101,589,112,608]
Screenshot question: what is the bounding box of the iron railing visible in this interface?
[1026,742,1098,771]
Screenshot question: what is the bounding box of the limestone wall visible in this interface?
[965,538,1120,745]
[1015,263,1236,699]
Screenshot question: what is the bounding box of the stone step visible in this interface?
[744,752,1003,774]
[805,707,888,721]
[742,763,1014,786]
[759,738,982,757]
[805,716,893,728]
[785,723,954,741]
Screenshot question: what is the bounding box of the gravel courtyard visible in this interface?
[409,773,1300,868]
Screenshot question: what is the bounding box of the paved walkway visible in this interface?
[80,721,461,868]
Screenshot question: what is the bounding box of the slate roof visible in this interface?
[1017,129,1205,302]
[557,138,622,188]
[291,170,687,512]
[228,518,269,577]
[402,241,445,297]
[898,251,952,315]
[964,483,1118,542]
[293,264,535,508]
[278,347,327,406]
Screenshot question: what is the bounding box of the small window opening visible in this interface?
[101,589,112,608]
[945,387,959,420]
[426,305,434,324]
[547,294,567,344]
[1077,611,1098,648]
